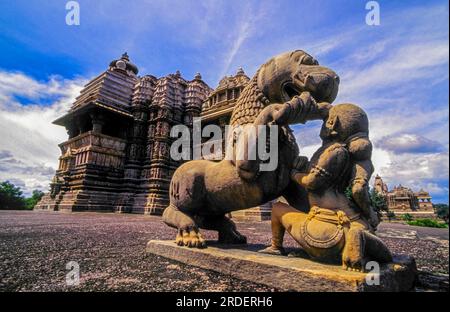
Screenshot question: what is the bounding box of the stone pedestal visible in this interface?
[146,240,417,292]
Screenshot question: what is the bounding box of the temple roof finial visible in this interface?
[109,52,138,75]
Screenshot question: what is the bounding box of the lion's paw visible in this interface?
[176,228,206,248]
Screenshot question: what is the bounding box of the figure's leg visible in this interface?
[342,226,366,272]
[162,204,206,248]
[342,222,393,272]
[200,215,247,244]
[259,203,286,255]
[363,231,393,264]
[259,202,304,255]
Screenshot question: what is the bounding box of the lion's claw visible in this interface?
[175,229,206,248]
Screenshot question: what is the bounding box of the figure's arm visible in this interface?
[291,144,348,191]
[291,171,312,188]
[348,137,379,230]
[254,92,331,126]
[290,155,311,187]
[292,165,333,191]
[350,160,374,220]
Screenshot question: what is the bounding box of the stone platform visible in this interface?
[147,240,417,292]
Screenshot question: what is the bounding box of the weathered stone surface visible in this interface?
[146,240,417,292]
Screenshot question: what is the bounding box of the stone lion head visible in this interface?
[257,50,340,104]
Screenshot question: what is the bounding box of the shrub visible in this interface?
[407,218,448,229]
[402,213,413,222]
[386,211,396,221]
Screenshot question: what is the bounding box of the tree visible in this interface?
[434,204,449,224]
[345,186,388,213]
[0,181,26,210]
[369,188,388,213]
[25,190,45,210]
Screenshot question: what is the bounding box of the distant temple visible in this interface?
[374,175,435,216]
[35,53,269,220]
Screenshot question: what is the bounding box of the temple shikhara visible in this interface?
[374,175,435,217]
[36,53,269,219]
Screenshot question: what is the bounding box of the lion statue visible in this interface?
[162,50,340,248]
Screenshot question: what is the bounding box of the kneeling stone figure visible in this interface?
[261,104,393,272]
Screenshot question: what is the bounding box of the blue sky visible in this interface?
[0,0,448,203]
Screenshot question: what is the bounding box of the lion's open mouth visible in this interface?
[282,82,302,101]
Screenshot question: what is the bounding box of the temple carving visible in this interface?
[35,53,270,219]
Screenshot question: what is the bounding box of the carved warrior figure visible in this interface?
[162,50,340,248]
[261,104,393,271]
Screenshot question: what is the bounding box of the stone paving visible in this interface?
[0,211,448,292]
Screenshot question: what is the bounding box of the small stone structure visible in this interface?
[374,175,435,218]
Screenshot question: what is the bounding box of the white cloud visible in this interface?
[218,1,274,80]
[376,151,449,195]
[0,70,86,195]
[376,133,444,154]
[338,41,449,100]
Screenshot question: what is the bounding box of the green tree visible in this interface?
[434,204,449,223]
[369,189,388,212]
[345,186,388,213]
[0,181,26,210]
[25,190,45,210]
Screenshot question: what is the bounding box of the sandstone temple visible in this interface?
[374,175,435,217]
[35,53,270,220]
